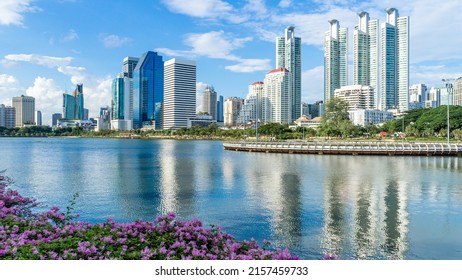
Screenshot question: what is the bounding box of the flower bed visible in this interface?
[1,173,298,260]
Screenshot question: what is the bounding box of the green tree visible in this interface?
[317,97,355,138]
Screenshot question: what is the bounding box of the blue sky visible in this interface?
[1,0,462,125]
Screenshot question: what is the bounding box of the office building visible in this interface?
[12,95,35,126]
[35,111,42,126]
[52,113,62,127]
[217,95,224,123]
[133,51,164,129]
[224,97,243,127]
[354,12,379,108]
[63,84,84,120]
[0,104,16,128]
[277,26,301,121]
[263,68,291,124]
[202,86,217,121]
[111,74,133,130]
[163,58,196,129]
[381,8,409,111]
[349,109,394,126]
[325,20,348,102]
[123,57,139,78]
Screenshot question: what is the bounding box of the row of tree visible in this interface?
[2,98,462,141]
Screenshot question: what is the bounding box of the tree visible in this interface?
[317,97,355,138]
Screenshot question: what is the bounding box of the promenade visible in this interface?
[223,141,462,156]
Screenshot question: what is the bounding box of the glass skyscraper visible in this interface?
[133,51,164,129]
[63,84,84,120]
[276,26,301,122]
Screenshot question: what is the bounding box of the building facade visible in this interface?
[217,95,224,123]
[276,26,301,121]
[202,86,217,121]
[133,51,164,129]
[111,74,133,130]
[52,113,62,127]
[63,84,84,120]
[349,109,394,126]
[334,85,375,111]
[163,59,196,129]
[354,12,379,108]
[263,68,291,124]
[325,20,348,103]
[122,57,139,78]
[454,78,462,106]
[224,97,243,127]
[12,95,35,126]
[0,104,16,128]
[381,8,409,111]
[35,111,42,126]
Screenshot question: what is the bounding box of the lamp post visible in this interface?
[442,79,454,145]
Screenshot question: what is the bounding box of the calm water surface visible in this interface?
[1,137,461,259]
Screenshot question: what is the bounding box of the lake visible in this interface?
[1,137,461,259]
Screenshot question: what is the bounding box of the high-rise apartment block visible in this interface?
[454,78,462,106]
[324,20,348,102]
[202,86,217,121]
[381,8,409,111]
[12,95,35,126]
[63,84,84,120]
[276,26,301,121]
[263,68,291,124]
[224,97,243,127]
[163,59,196,129]
[133,51,164,129]
[334,85,375,111]
[354,12,379,107]
[0,104,16,128]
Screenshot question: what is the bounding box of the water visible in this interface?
[1,137,462,260]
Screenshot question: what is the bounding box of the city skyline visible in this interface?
[1,0,462,125]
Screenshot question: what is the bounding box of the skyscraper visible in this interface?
[217,95,224,123]
[52,113,62,127]
[454,78,462,106]
[276,26,301,121]
[381,8,409,111]
[35,111,42,126]
[12,95,35,126]
[63,84,84,120]
[111,74,133,130]
[263,68,291,124]
[354,12,379,108]
[324,20,348,102]
[224,97,243,127]
[133,51,164,129]
[202,86,217,121]
[163,59,196,129]
[123,57,139,78]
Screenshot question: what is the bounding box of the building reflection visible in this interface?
[321,156,409,259]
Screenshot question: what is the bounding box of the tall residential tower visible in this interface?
[276,26,301,122]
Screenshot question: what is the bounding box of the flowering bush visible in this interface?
[1,173,298,260]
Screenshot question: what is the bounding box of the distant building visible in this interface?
[35,111,42,126]
[263,68,291,124]
[0,104,16,128]
[12,95,35,126]
[83,108,89,120]
[307,101,323,118]
[52,113,62,127]
[408,84,427,109]
[237,81,264,125]
[349,109,394,126]
[187,115,215,128]
[334,85,374,111]
[133,51,164,129]
[122,56,139,78]
[63,84,84,120]
[455,77,462,106]
[202,86,217,121]
[224,97,243,127]
[163,58,196,129]
[325,20,348,103]
[111,74,133,131]
[217,95,224,123]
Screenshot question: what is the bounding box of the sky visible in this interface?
[1,0,462,125]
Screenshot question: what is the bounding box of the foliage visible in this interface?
[0,174,298,260]
[317,97,357,138]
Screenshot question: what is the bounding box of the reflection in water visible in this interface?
[322,156,409,259]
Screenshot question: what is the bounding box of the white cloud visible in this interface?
[278,0,291,8]
[162,0,233,18]
[4,54,73,68]
[57,66,87,85]
[63,29,79,42]
[225,58,271,73]
[100,34,132,48]
[0,74,17,85]
[25,77,63,124]
[0,0,39,26]
[243,0,268,19]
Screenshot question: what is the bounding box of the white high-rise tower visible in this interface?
[381,8,409,111]
[276,26,301,122]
